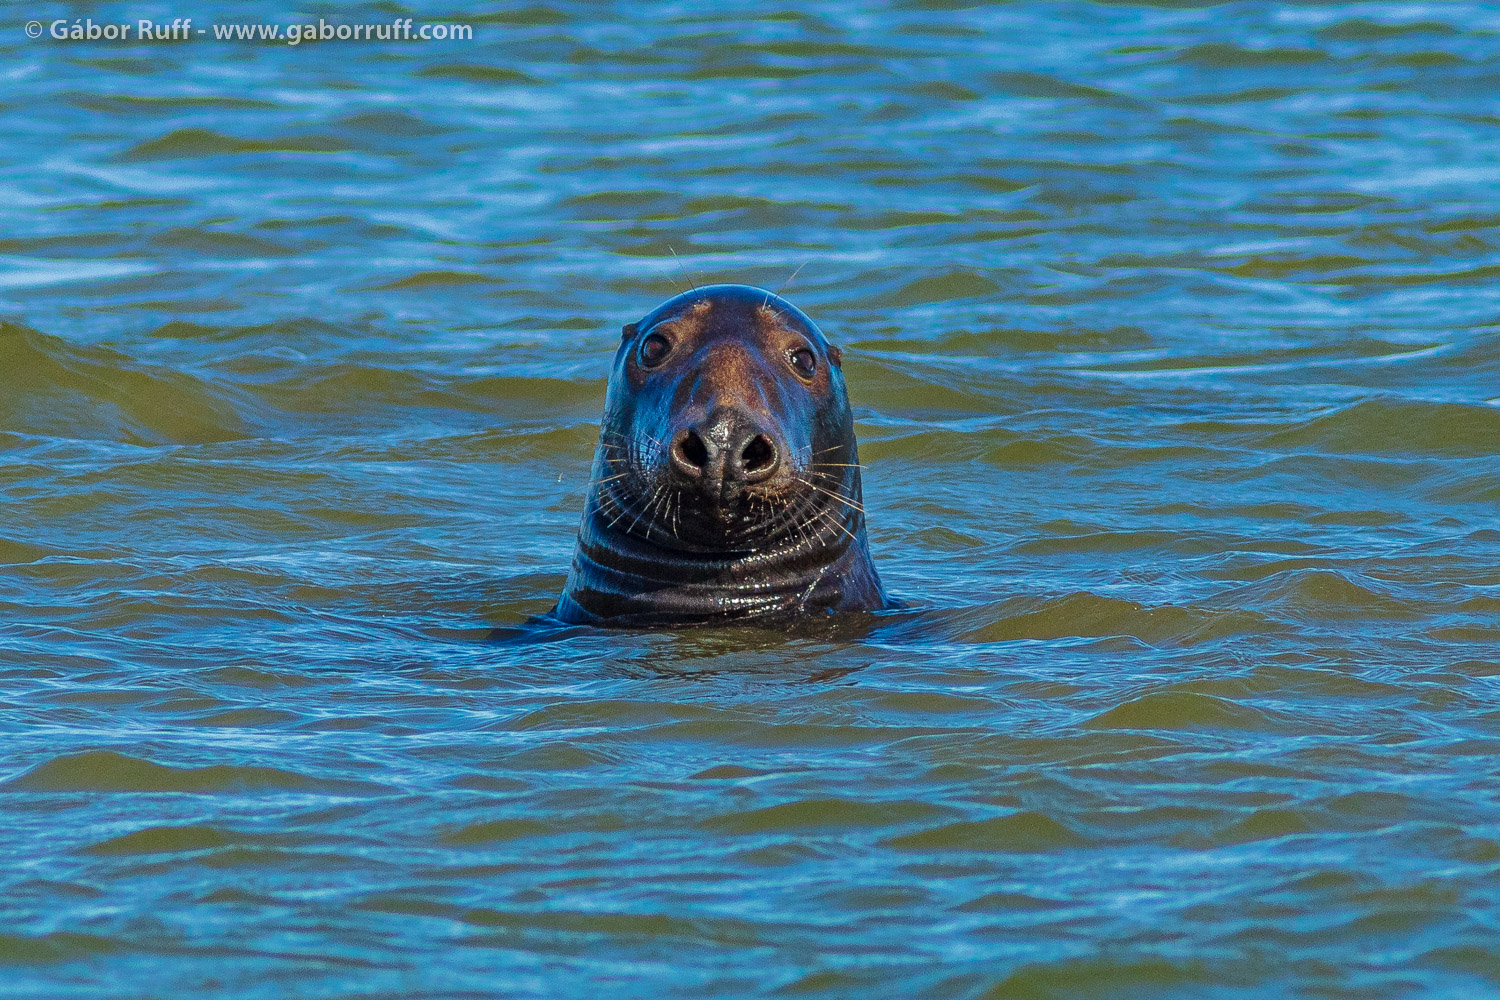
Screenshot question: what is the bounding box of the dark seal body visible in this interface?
[555,284,887,626]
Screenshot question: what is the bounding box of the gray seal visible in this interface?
[554,283,888,626]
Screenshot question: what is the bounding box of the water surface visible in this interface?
[3,1,1499,996]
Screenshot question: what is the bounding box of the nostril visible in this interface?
[675,430,709,471]
[740,434,777,475]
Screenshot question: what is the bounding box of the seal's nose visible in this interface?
[670,407,781,495]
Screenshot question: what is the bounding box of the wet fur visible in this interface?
[555,284,887,626]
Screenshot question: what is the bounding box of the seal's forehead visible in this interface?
[650,297,712,332]
[637,283,827,345]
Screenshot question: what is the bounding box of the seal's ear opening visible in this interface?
[622,323,638,341]
[827,344,843,366]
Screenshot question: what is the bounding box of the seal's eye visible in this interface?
[789,347,817,377]
[639,333,672,368]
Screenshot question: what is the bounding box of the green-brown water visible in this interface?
[3,2,1499,997]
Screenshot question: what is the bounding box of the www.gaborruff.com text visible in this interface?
[31,18,473,44]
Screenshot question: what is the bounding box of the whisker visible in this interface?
[603,487,636,531]
[789,498,816,553]
[627,483,666,537]
[667,245,699,293]
[646,486,672,540]
[800,478,866,514]
[773,259,808,299]
[812,505,859,544]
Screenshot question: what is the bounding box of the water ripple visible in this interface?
[3,1,1499,996]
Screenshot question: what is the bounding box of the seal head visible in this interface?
[555,283,887,625]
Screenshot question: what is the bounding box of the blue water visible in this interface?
[3,2,1499,996]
